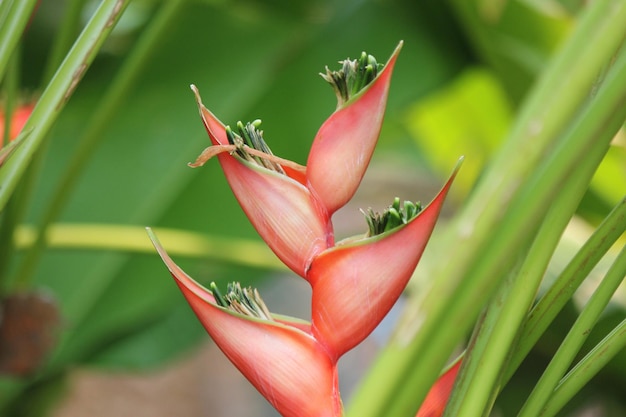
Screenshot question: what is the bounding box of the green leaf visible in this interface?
[405,68,513,197]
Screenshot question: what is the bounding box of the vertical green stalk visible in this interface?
[0,0,131,212]
[517,244,626,417]
[347,2,626,415]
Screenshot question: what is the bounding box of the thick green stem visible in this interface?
[347,2,626,415]
[443,114,610,417]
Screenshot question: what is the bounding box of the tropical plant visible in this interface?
[0,1,624,416]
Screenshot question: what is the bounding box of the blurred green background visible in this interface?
[1,0,624,415]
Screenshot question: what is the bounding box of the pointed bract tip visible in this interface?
[450,156,464,179]
[190,84,203,107]
[394,40,404,54]
[385,40,403,68]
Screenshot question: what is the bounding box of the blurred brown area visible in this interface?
[0,292,60,377]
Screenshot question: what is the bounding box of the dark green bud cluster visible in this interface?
[362,197,422,237]
[211,281,273,320]
[225,120,284,173]
[321,51,384,105]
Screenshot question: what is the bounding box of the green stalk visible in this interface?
[539,318,626,417]
[409,41,626,415]
[517,244,626,417]
[0,0,38,82]
[12,0,187,290]
[390,58,626,417]
[0,0,131,212]
[347,3,626,415]
[507,197,626,380]
[13,223,283,270]
[443,116,610,417]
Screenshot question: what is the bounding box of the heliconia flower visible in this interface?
[308,161,461,358]
[147,229,343,417]
[187,43,402,277]
[415,359,462,417]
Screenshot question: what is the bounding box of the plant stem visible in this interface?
[517,244,626,417]
[443,112,610,417]
[347,2,626,415]
[0,0,131,212]
[539,318,626,417]
[13,223,283,270]
[507,196,626,379]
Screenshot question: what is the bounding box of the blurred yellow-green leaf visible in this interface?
[405,68,512,197]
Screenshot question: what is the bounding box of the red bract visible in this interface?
[308,164,460,358]
[306,42,401,214]
[188,42,402,278]
[148,230,343,417]
[189,92,332,277]
[415,359,462,417]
